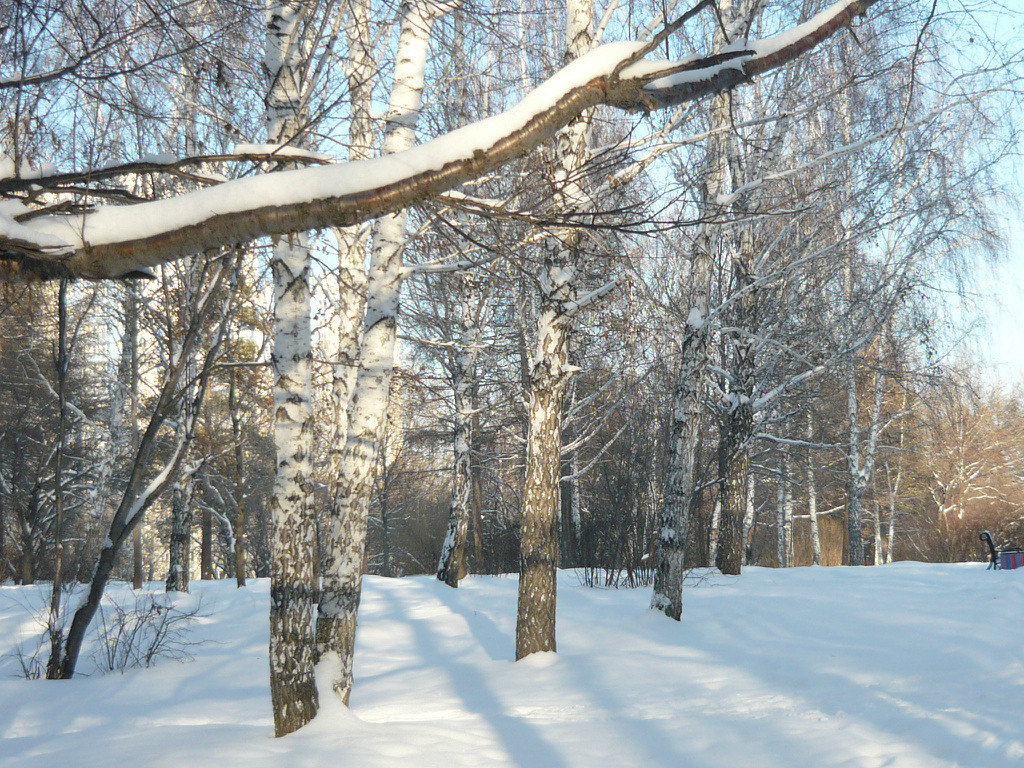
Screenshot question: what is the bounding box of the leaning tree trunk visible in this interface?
[317,0,454,703]
[57,257,231,680]
[515,0,593,659]
[265,0,319,737]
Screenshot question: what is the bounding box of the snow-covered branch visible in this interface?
[1,0,876,280]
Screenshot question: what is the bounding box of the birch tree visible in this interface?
[317,0,460,703]
[264,0,321,736]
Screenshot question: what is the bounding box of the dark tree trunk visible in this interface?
[716,400,751,576]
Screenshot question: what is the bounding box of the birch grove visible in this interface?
[2,0,1021,740]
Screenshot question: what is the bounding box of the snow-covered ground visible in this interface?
[1,564,1022,768]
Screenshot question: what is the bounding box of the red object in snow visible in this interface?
[999,551,1024,570]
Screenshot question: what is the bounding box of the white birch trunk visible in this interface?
[807,412,822,566]
[650,238,711,618]
[742,467,756,565]
[438,274,486,586]
[846,328,885,567]
[265,0,319,737]
[708,495,722,566]
[784,457,794,566]
[873,500,883,566]
[713,0,761,577]
[317,0,453,702]
[328,0,374,470]
[776,449,787,568]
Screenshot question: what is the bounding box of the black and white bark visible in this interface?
[438,273,488,586]
[317,0,455,703]
[264,0,320,737]
[515,0,595,660]
[650,236,712,619]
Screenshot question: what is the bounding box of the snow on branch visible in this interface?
[1,0,876,281]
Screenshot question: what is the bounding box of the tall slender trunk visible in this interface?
[651,238,711,619]
[265,0,319,737]
[515,0,592,658]
[716,394,751,575]
[229,346,247,587]
[846,328,885,566]
[127,284,143,590]
[806,411,821,566]
[45,278,68,680]
[166,266,199,593]
[438,275,485,586]
[133,526,143,588]
[873,500,883,566]
[317,0,453,703]
[166,474,195,592]
[471,418,485,570]
[201,501,213,579]
[716,170,756,576]
[742,467,756,564]
[708,495,722,566]
[780,448,793,566]
[886,501,896,564]
[326,0,373,555]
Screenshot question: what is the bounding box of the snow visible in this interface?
[233,144,335,162]
[2,564,1021,767]
[0,200,74,256]
[0,156,57,181]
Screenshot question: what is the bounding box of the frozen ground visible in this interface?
[1,563,1022,768]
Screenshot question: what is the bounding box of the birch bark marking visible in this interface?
[166,267,200,594]
[775,446,793,567]
[318,0,454,703]
[651,237,711,620]
[515,0,593,659]
[742,468,756,564]
[44,278,68,679]
[845,329,885,566]
[438,274,486,586]
[806,411,822,566]
[265,0,319,737]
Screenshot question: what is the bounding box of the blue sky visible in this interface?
[978,214,1024,385]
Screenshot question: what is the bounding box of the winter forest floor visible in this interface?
[1,564,1022,768]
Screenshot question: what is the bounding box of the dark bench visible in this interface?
[980,531,1024,570]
